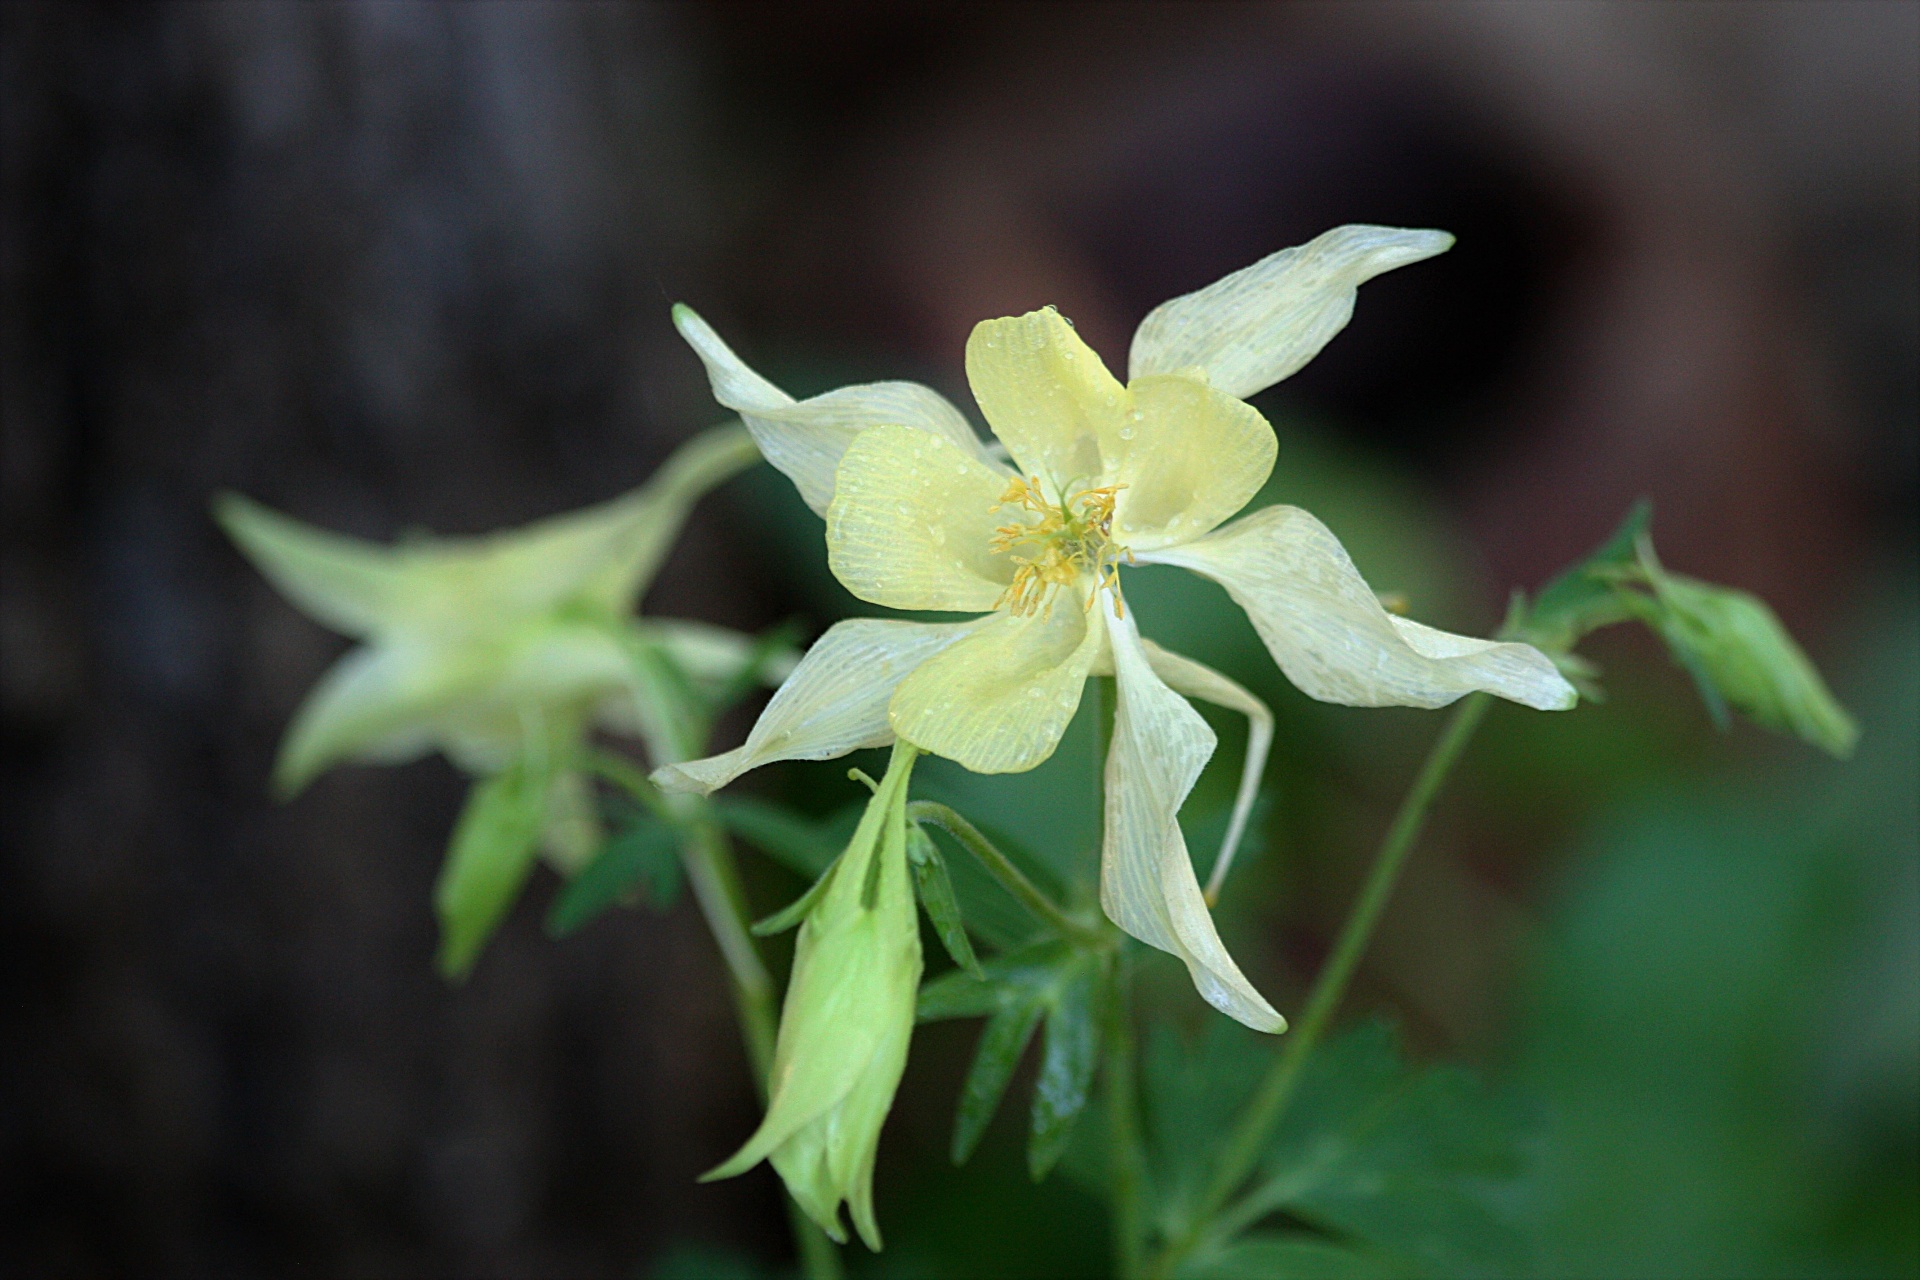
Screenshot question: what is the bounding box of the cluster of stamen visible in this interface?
[987,475,1131,618]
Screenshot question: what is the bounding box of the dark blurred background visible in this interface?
[3,3,1915,1277]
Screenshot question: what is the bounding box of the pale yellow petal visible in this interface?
[1102,596,1284,1033]
[826,424,1013,612]
[215,493,401,638]
[889,598,1106,774]
[1143,506,1577,711]
[655,618,979,793]
[675,305,988,515]
[965,307,1128,490]
[574,424,763,613]
[1138,639,1273,903]
[1129,225,1454,399]
[274,643,480,795]
[1106,374,1275,551]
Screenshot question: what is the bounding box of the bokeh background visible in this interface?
[3,3,1915,1276]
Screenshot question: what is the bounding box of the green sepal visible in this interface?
[907,826,984,979]
[435,763,550,980]
[1028,957,1101,1181]
[954,1000,1047,1166]
[750,853,843,936]
[544,807,682,937]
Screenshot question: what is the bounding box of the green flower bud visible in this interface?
[702,742,923,1251]
[1643,551,1858,758]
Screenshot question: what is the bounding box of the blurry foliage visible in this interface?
[1513,587,1918,1279]
[687,375,1912,1277]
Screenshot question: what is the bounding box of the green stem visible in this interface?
[1158,693,1492,1276]
[586,751,845,1280]
[681,817,778,1078]
[1104,946,1150,1280]
[905,801,1102,946]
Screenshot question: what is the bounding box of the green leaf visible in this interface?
[750,853,842,936]
[1174,1234,1393,1280]
[918,939,1075,1022]
[1253,1022,1534,1277]
[714,795,848,878]
[1640,556,1859,757]
[544,811,682,938]
[1029,957,1101,1181]
[916,939,1101,1171]
[434,764,550,980]
[908,826,984,979]
[1520,499,1651,654]
[1144,1018,1274,1230]
[954,1000,1047,1165]
[1143,1020,1535,1276]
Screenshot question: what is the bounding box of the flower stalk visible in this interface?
[1154,692,1493,1277]
[905,801,1103,946]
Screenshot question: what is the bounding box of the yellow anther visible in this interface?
[985,475,1129,617]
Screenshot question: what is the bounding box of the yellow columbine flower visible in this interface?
[219,426,764,864]
[659,226,1576,1033]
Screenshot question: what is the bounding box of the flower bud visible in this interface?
[702,743,922,1250]
[1646,566,1858,758]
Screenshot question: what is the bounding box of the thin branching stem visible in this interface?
[904,800,1103,946]
[1154,693,1492,1278]
[1104,946,1151,1280]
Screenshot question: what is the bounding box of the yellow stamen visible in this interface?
[986,475,1129,618]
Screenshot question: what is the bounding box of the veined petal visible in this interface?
[1137,639,1273,904]
[655,618,979,793]
[216,493,402,638]
[674,304,988,516]
[576,424,763,613]
[274,643,484,795]
[1129,225,1455,400]
[966,307,1128,490]
[1108,374,1275,551]
[827,424,1014,611]
[889,598,1107,774]
[450,434,755,628]
[1102,595,1284,1033]
[1144,506,1578,711]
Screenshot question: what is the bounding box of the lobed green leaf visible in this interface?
[1174,1234,1392,1280]
[1028,957,1101,1180]
[544,810,682,937]
[1520,499,1651,654]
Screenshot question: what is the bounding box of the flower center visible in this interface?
[987,475,1130,617]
